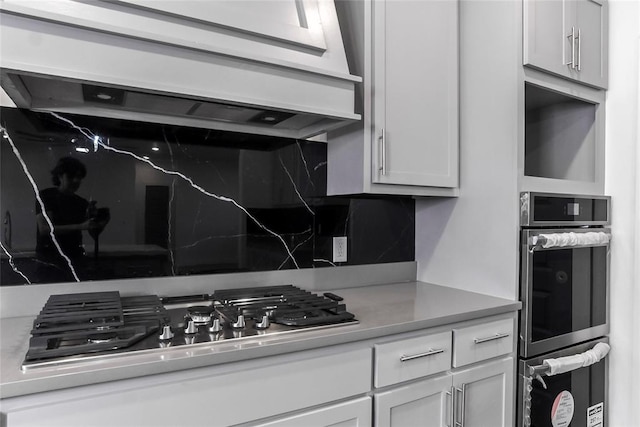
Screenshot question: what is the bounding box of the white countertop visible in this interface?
[0,281,520,399]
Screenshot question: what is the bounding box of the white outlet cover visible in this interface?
[332,236,347,263]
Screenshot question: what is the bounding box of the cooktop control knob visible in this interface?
[208,318,223,333]
[255,314,270,329]
[231,314,246,329]
[184,320,198,335]
[159,325,174,341]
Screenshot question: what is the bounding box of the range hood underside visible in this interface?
[2,70,355,140]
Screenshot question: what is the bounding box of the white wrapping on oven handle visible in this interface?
[531,231,611,249]
[542,342,611,376]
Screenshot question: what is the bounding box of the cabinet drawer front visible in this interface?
[453,319,514,367]
[374,331,452,388]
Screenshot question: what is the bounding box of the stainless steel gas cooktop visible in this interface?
[22,285,357,370]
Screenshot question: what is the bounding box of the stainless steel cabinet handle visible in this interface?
[454,386,464,427]
[378,128,387,176]
[474,332,510,344]
[577,28,581,71]
[399,348,445,362]
[566,26,576,69]
[446,388,454,427]
[460,384,467,427]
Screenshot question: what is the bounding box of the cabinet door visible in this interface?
[523,0,608,89]
[372,0,458,188]
[574,0,608,88]
[452,357,514,427]
[375,374,452,427]
[253,397,372,427]
[523,0,567,77]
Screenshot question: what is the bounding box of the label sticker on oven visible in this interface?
[551,391,575,427]
[587,402,604,427]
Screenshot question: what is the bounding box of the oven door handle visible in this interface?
[529,231,611,251]
[530,342,611,377]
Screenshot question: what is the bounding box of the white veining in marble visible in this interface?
[48,112,300,269]
[1,125,80,282]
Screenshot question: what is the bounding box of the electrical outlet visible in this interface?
[332,236,347,263]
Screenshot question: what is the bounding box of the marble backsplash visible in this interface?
[0,108,414,285]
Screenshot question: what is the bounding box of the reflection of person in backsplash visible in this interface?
[35,157,108,282]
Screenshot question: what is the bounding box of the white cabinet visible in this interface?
[524,0,608,89]
[376,357,514,427]
[452,357,514,427]
[375,374,452,427]
[252,397,372,427]
[374,331,452,388]
[373,315,516,427]
[328,0,459,197]
[1,347,372,427]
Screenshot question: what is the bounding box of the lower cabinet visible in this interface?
[375,374,451,426]
[375,357,514,427]
[451,357,514,427]
[253,397,372,427]
[373,314,516,427]
[1,347,372,427]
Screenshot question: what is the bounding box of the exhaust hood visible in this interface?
[0,0,361,139]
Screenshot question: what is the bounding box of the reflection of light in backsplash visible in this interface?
[0,125,80,282]
[48,112,300,269]
[0,241,32,284]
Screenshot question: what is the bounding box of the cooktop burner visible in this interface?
[22,285,357,370]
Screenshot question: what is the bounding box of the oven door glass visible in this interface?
[521,229,609,356]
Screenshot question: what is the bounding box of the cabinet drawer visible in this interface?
[453,319,514,367]
[374,331,451,388]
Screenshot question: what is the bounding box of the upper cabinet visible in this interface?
[524,0,608,89]
[327,0,459,197]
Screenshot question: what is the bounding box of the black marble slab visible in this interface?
[0,108,414,285]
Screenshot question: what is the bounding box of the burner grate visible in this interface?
[212,285,356,327]
[32,292,124,334]
[25,292,169,363]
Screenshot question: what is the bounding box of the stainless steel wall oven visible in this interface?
[518,192,611,427]
[520,192,611,358]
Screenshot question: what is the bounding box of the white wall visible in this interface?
[605,1,640,426]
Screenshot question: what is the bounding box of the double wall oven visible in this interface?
[518,192,611,427]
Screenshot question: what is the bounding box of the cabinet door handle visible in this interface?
[566,26,576,69]
[576,28,581,71]
[399,348,445,362]
[460,384,467,427]
[378,128,387,176]
[446,387,454,427]
[454,386,465,427]
[474,332,510,344]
